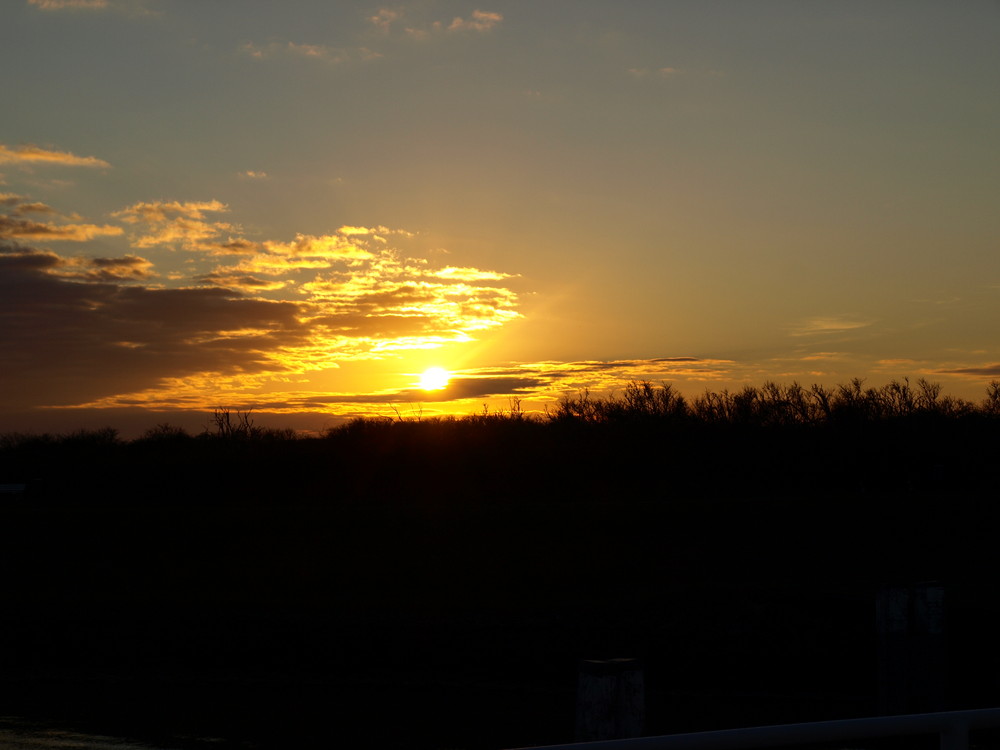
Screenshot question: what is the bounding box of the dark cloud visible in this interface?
[0,215,123,241]
[196,271,285,290]
[0,246,306,410]
[275,375,544,408]
[0,245,152,282]
[63,254,154,282]
[936,365,1000,377]
[13,202,59,216]
[405,376,545,402]
[201,238,261,255]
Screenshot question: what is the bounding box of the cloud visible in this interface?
[196,271,287,291]
[287,42,348,62]
[13,201,59,216]
[627,67,679,78]
[404,9,502,38]
[0,144,111,168]
[0,244,308,410]
[198,238,262,255]
[1,209,524,414]
[796,352,846,362]
[403,375,545,402]
[241,41,381,64]
[112,199,238,250]
[57,254,155,282]
[935,364,1000,377]
[114,199,226,224]
[0,215,124,241]
[262,233,374,260]
[430,266,514,281]
[27,0,109,9]
[238,170,268,179]
[0,243,152,282]
[370,8,401,32]
[1,193,66,218]
[789,317,873,337]
[448,10,503,32]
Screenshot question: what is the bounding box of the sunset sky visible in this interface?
[2,1,998,435]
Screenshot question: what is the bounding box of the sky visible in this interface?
[2,0,999,436]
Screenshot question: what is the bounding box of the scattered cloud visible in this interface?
[196,271,287,292]
[1,193,71,219]
[262,233,374,261]
[199,238,262,256]
[27,0,165,16]
[112,199,238,250]
[1,205,523,414]
[448,10,503,32]
[797,352,846,362]
[936,364,1000,378]
[241,41,380,64]
[56,254,155,282]
[628,67,679,78]
[405,9,503,38]
[789,316,873,337]
[0,144,111,168]
[369,7,401,32]
[0,243,307,410]
[0,215,123,241]
[13,201,59,216]
[0,243,151,283]
[238,170,268,180]
[27,0,109,10]
[430,266,514,281]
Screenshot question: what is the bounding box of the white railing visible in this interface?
[509,707,1000,750]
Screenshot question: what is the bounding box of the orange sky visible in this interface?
[2,1,999,435]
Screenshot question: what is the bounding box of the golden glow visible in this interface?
[419,367,450,391]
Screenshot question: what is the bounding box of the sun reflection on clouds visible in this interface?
[2,183,524,414]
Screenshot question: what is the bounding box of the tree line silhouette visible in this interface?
[2,378,1000,749]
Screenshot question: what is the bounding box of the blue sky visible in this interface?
[2,0,999,434]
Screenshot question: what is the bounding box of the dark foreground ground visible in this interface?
[2,417,1000,748]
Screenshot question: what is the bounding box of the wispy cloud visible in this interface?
[0,144,111,168]
[58,254,154,282]
[262,233,374,261]
[627,67,679,78]
[27,0,109,10]
[238,170,268,180]
[448,10,503,32]
[112,199,238,250]
[0,215,123,241]
[0,244,151,283]
[405,9,503,38]
[2,202,523,414]
[196,272,287,292]
[430,266,513,281]
[369,7,401,32]
[0,244,307,411]
[789,316,873,337]
[241,41,381,64]
[935,364,1000,378]
[12,201,60,216]
[27,0,158,14]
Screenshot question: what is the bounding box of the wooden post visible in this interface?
[877,583,946,714]
[575,658,644,741]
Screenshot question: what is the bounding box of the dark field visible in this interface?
[2,382,1000,749]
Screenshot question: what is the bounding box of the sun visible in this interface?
[419,367,451,391]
